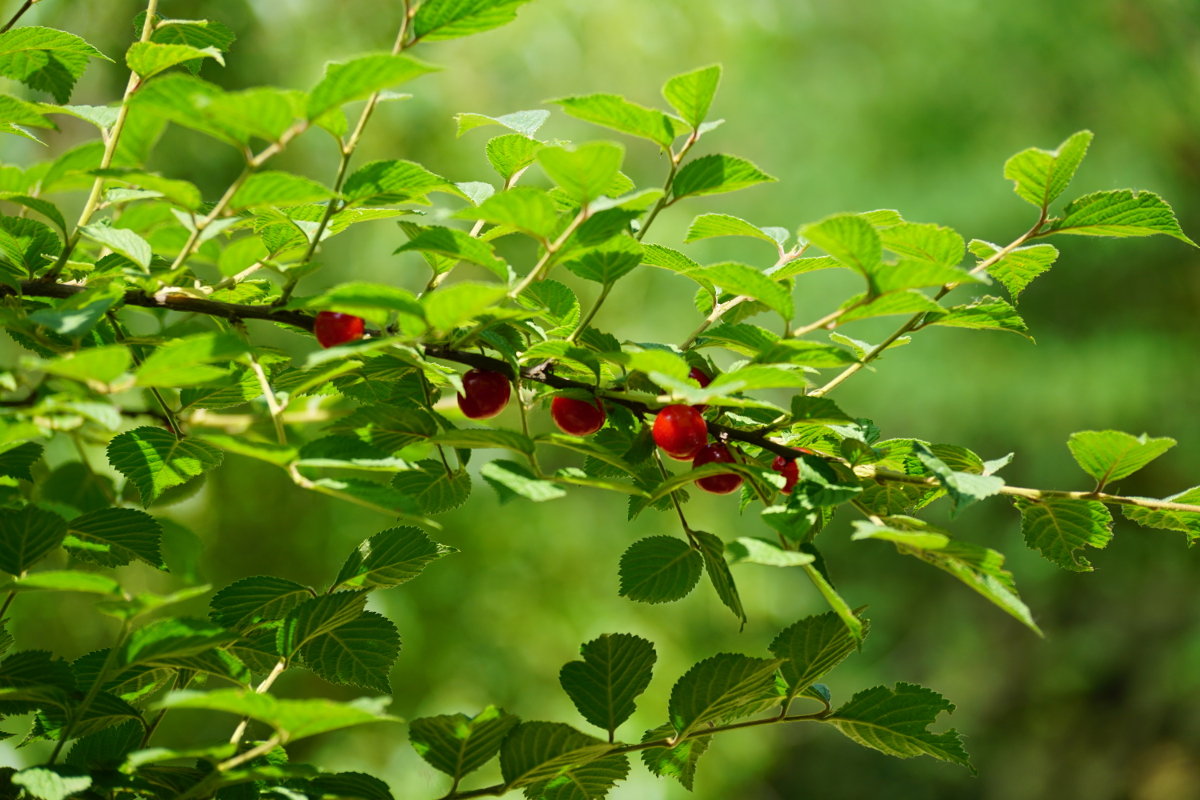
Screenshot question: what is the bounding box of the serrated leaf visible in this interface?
[63,507,164,570]
[105,427,223,505]
[344,159,456,205]
[39,345,132,384]
[0,441,41,481]
[913,442,1002,513]
[0,506,66,576]
[770,611,865,701]
[209,576,313,631]
[828,683,972,770]
[693,530,746,626]
[412,0,533,42]
[878,222,965,269]
[456,108,548,137]
[1017,497,1113,572]
[969,239,1059,299]
[538,142,624,207]
[396,224,505,277]
[685,213,783,247]
[333,527,453,591]
[276,591,368,658]
[300,609,399,693]
[229,171,332,210]
[151,18,236,54]
[1046,189,1195,244]
[617,536,702,605]
[550,93,684,150]
[11,766,92,800]
[662,64,721,129]
[1121,486,1200,543]
[294,281,424,328]
[126,41,223,79]
[422,281,507,334]
[307,53,437,119]
[725,537,815,568]
[801,214,881,279]
[308,772,394,800]
[484,133,543,181]
[668,653,782,738]
[564,235,642,284]
[1004,130,1092,209]
[431,427,533,454]
[455,186,559,240]
[702,261,792,319]
[391,463,472,514]
[639,723,709,791]
[480,459,566,503]
[0,26,110,104]
[671,154,775,200]
[559,633,655,739]
[498,721,623,794]
[409,705,518,781]
[78,222,150,269]
[119,617,238,680]
[923,296,1031,339]
[158,689,397,742]
[27,283,122,337]
[1066,430,1176,488]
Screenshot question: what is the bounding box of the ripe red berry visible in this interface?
[689,366,712,412]
[550,396,606,436]
[693,443,742,495]
[771,455,800,494]
[652,404,708,460]
[314,311,364,348]
[456,369,511,419]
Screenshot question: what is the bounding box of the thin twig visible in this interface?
[0,0,35,33]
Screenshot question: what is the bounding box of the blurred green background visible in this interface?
[4,0,1200,797]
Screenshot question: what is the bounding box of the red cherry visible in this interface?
[771,455,800,493]
[693,443,742,495]
[551,396,606,436]
[689,366,712,412]
[652,404,708,460]
[457,369,511,419]
[314,311,364,348]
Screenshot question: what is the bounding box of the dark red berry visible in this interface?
[652,404,708,460]
[689,366,712,412]
[693,443,742,495]
[457,369,511,419]
[551,396,606,436]
[771,455,800,494]
[314,311,364,348]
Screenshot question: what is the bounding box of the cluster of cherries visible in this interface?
[314,311,802,496]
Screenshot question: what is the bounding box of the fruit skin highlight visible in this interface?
[771,455,800,493]
[693,443,743,495]
[457,369,512,419]
[314,311,365,348]
[551,396,606,436]
[652,404,708,460]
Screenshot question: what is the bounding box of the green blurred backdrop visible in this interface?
[3,0,1199,797]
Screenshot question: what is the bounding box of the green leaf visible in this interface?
[0,441,42,481]
[308,773,394,800]
[0,26,110,104]
[391,463,472,514]
[456,108,549,137]
[671,154,776,200]
[879,222,965,269]
[694,530,746,626]
[702,261,792,319]
[639,723,710,791]
[839,289,943,323]
[0,215,61,274]
[969,240,1059,299]
[564,235,642,284]
[119,617,238,674]
[307,53,437,119]
[277,591,368,658]
[11,766,91,800]
[63,507,164,570]
[422,281,507,334]
[159,689,398,742]
[396,225,505,277]
[538,142,624,206]
[801,562,863,641]
[481,459,566,503]
[343,159,456,205]
[913,442,1002,513]
[209,576,313,631]
[78,221,151,269]
[559,634,656,738]
[668,653,782,738]
[617,536,703,604]
[498,721,625,794]
[1003,130,1092,209]
[229,171,332,210]
[770,611,865,701]
[409,705,519,782]
[1066,430,1176,488]
[1046,189,1195,244]
[923,296,1031,339]
[28,284,122,337]
[0,570,120,596]
[332,527,454,591]
[726,537,815,568]
[827,683,972,770]
[105,427,224,506]
[485,133,543,181]
[1017,498,1114,572]
[412,0,533,42]
[126,41,223,79]
[685,213,784,248]
[0,506,66,576]
[39,345,132,384]
[801,214,881,280]
[1121,486,1200,544]
[151,18,236,54]
[662,64,721,129]
[300,609,400,694]
[550,93,684,150]
[455,186,559,241]
[294,281,423,328]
